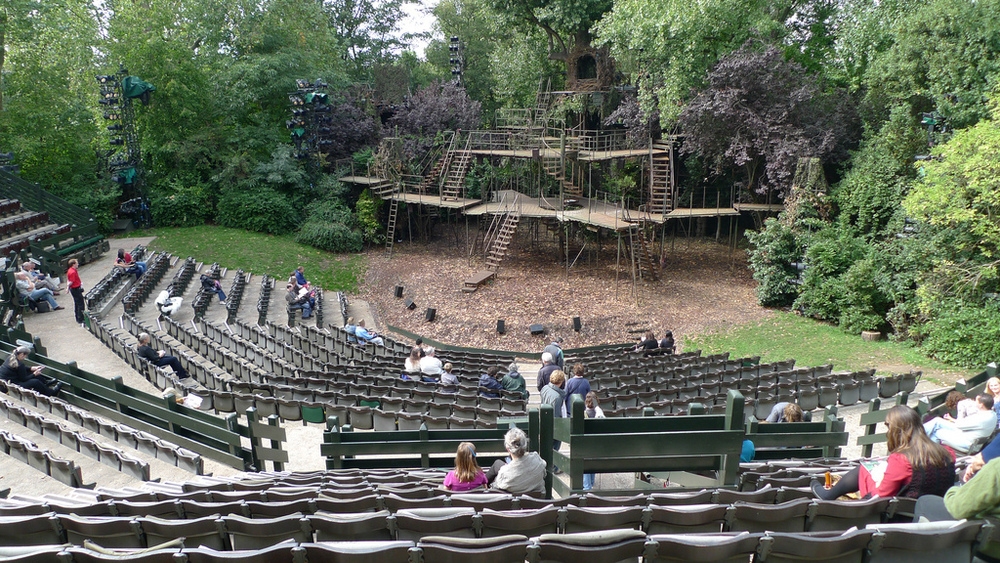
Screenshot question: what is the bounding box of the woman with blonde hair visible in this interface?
[813,405,954,500]
[0,347,62,396]
[986,377,1000,423]
[443,442,488,491]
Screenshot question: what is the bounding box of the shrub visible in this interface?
[746,218,802,307]
[921,299,1000,368]
[216,184,296,234]
[354,190,383,245]
[151,178,214,227]
[295,220,363,253]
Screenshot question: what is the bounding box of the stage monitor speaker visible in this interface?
[425,308,436,322]
[394,285,404,298]
[529,324,545,336]
[404,299,416,310]
[573,317,582,332]
[497,320,506,334]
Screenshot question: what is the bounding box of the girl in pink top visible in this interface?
[443,442,488,491]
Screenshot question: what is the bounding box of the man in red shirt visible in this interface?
[67,259,86,326]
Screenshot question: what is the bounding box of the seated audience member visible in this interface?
[765,402,804,423]
[200,274,226,304]
[136,332,189,380]
[488,427,546,495]
[155,289,183,316]
[14,271,62,311]
[564,363,591,414]
[440,363,459,389]
[419,347,444,381]
[343,317,358,343]
[813,405,955,501]
[635,331,659,353]
[354,319,384,346]
[536,352,558,392]
[479,366,503,398]
[443,442,488,491]
[404,346,422,375]
[294,266,308,287]
[501,362,527,398]
[0,346,63,396]
[285,283,312,319]
[659,330,675,353]
[114,248,146,280]
[943,391,980,421]
[415,338,428,357]
[924,394,997,453]
[22,261,59,293]
[913,457,1000,563]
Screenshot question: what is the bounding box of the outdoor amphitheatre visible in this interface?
[4,0,1000,560]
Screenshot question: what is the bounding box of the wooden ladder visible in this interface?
[629,224,658,281]
[384,191,399,256]
[648,141,673,214]
[439,135,473,201]
[532,77,552,130]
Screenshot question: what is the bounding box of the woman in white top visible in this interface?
[404,347,421,375]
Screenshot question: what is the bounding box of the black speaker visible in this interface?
[394,285,404,298]
[529,324,544,335]
[404,299,416,310]
[425,308,436,322]
[573,317,582,332]
[497,320,506,334]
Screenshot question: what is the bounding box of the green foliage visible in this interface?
[354,190,384,245]
[353,148,375,170]
[68,185,122,233]
[294,197,363,253]
[793,226,868,321]
[216,184,297,234]
[833,104,926,238]
[920,299,1000,368]
[861,0,1000,130]
[839,256,893,332]
[150,177,214,228]
[746,218,802,307]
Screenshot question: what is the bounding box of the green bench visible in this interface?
[746,415,848,461]
[554,391,746,496]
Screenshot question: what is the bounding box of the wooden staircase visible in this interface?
[463,205,521,293]
[418,131,456,193]
[440,150,471,200]
[541,152,584,198]
[648,142,673,214]
[629,224,658,281]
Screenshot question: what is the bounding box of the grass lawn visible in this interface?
[139,226,366,293]
[685,311,975,386]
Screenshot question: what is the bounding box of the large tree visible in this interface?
[678,43,858,200]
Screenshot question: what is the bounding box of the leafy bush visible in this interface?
[920,299,1000,368]
[295,220,363,253]
[151,177,214,227]
[794,226,867,322]
[294,197,364,253]
[839,257,892,333]
[746,218,802,307]
[354,190,383,245]
[216,184,296,234]
[68,185,121,233]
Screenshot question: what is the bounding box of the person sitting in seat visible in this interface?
[812,405,955,501]
[440,362,459,389]
[294,266,308,287]
[136,332,189,380]
[443,442,488,492]
[114,248,146,280]
[285,283,312,319]
[355,319,384,346]
[659,330,675,354]
[924,394,997,453]
[766,402,804,423]
[14,271,62,312]
[635,330,659,354]
[419,347,444,381]
[343,316,358,343]
[404,346,422,376]
[0,346,62,396]
[488,427,546,495]
[201,274,226,305]
[22,260,59,293]
[479,366,503,398]
[501,362,528,398]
